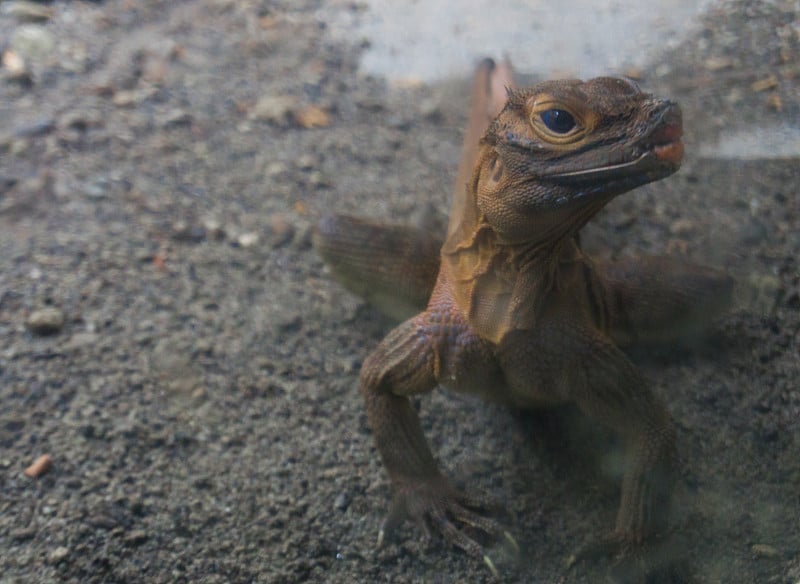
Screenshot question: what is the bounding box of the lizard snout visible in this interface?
[647,102,684,165]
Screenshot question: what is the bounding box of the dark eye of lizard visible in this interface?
[540,109,576,134]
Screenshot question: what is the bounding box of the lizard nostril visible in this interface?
[655,102,682,130]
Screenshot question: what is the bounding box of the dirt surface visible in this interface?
[1,1,798,583]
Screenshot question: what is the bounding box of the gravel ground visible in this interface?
[0,1,798,583]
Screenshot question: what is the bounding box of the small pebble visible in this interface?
[295,154,317,171]
[751,75,778,92]
[704,56,733,71]
[15,118,55,138]
[48,546,69,565]
[2,49,26,76]
[86,180,109,200]
[237,232,259,248]
[11,25,55,60]
[26,307,65,335]
[294,105,330,128]
[202,217,225,240]
[1,1,53,23]
[86,514,117,529]
[125,529,149,546]
[112,90,138,108]
[11,526,37,541]
[251,95,297,123]
[751,543,779,558]
[24,453,52,478]
[334,492,350,511]
[160,109,192,128]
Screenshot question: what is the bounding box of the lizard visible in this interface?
[313,59,733,580]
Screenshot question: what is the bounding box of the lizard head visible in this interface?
[472,76,683,244]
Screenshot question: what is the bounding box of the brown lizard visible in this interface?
[314,60,733,580]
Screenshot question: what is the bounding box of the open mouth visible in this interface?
[653,141,684,164]
[649,121,684,164]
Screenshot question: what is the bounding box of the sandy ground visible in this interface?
[0,1,798,583]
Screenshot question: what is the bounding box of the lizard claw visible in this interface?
[504,530,521,556]
[482,534,522,580]
[483,554,499,578]
[377,475,515,575]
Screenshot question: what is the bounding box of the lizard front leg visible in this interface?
[360,312,512,569]
[499,320,680,578]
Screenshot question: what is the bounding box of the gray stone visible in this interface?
[1,2,53,23]
[10,25,55,61]
[251,95,297,123]
[26,307,65,335]
[48,546,69,565]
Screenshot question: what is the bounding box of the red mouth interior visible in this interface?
[651,122,684,164]
[654,141,684,163]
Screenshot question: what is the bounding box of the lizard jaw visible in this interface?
[539,145,682,186]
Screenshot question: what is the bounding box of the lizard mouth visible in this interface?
[649,121,684,164]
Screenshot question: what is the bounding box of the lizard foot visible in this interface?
[571,531,693,584]
[377,476,518,577]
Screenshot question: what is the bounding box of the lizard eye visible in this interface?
[539,109,577,134]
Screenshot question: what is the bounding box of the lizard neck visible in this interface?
[441,208,582,344]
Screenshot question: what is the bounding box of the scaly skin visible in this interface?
[314,60,733,580]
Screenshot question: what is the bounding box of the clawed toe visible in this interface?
[432,504,519,577]
[376,478,518,577]
[483,553,500,578]
[503,531,521,556]
[481,534,521,579]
